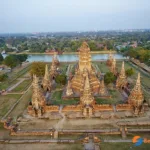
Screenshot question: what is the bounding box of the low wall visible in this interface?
[116,104,133,111]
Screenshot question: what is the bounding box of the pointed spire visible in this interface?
[42,65,51,91]
[32,74,39,90]
[136,73,141,87]
[108,51,113,60]
[80,74,95,106]
[111,58,116,75]
[128,73,144,115]
[52,52,59,65]
[116,61,127,88]
[79,41,90,52]
[50,57,57,77]
[104,45,108,51]
[79,42,91,72]
[99,79,107,95]
[44,64,49,79]
[107,51,113,66]
[132,73,142,93]
[32,74,46,111]
[66,80,73,96]
[120,61,126,78]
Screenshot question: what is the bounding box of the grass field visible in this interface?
[51,90,79,105]
[96,89,123,105]
[94,61,110,73]
[0,64,31,90]
[9,87,32,117]
[0,79,19,90]
[11,79,31,92]
[0,94,22,119]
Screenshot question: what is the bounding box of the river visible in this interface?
[2,53,125,62]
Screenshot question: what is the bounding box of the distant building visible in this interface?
[45,49,63,54]
[130,41,138,48]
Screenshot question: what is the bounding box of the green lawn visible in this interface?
[0,64,31,90]
[0,79,19,90]
[51,90,79,105]
[96,89,123,104]
[9,64,31,81]
[94,62,110,73]
[0,122,4,129]
[59,64,68,74]
[11,79,31,92]
[9,87,32,117]
[0,94,22,119]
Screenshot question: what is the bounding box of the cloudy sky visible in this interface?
[0,0,150,33]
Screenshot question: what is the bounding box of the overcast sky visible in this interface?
[0,0,150,33]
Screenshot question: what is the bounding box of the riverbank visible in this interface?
[7,50,116,55]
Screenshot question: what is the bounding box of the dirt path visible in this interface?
[7,78,25,92]
[55,105,66,130]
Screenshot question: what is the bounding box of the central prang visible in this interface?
[67,41,108,97]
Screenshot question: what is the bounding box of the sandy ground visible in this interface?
[0,144,83,150]
[19,113,150,131]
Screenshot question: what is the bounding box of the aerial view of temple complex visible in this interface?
[1,42,150,150]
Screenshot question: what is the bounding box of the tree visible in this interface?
[0,74,8,82]
[0,53,3,63]
[125,68,134,77]
[15,54,28,64]
[104,72,116,85]
[55,74,67,85]
[3,54,28,68]
[30,62,46,77]
[3,55,19,69]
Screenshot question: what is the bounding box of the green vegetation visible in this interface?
[0,94,22,119]
[11,79,31,92]
[9,87,32,117]
[104,72,116,85]
[95,62,109,73]
[0,122,4,130]
[3,54,28,69]
[124,48,150,65]
[0,64,31,90]
[0,73,8,82]
[0,79,19,90]
[3,55,19,69]
[125,68,134,77]
[30,61,46,77]
[55,74,67,85]
[60,63,68,74]
[0,53,3,63]
[51,91,79,105]
[96,90,122,104]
